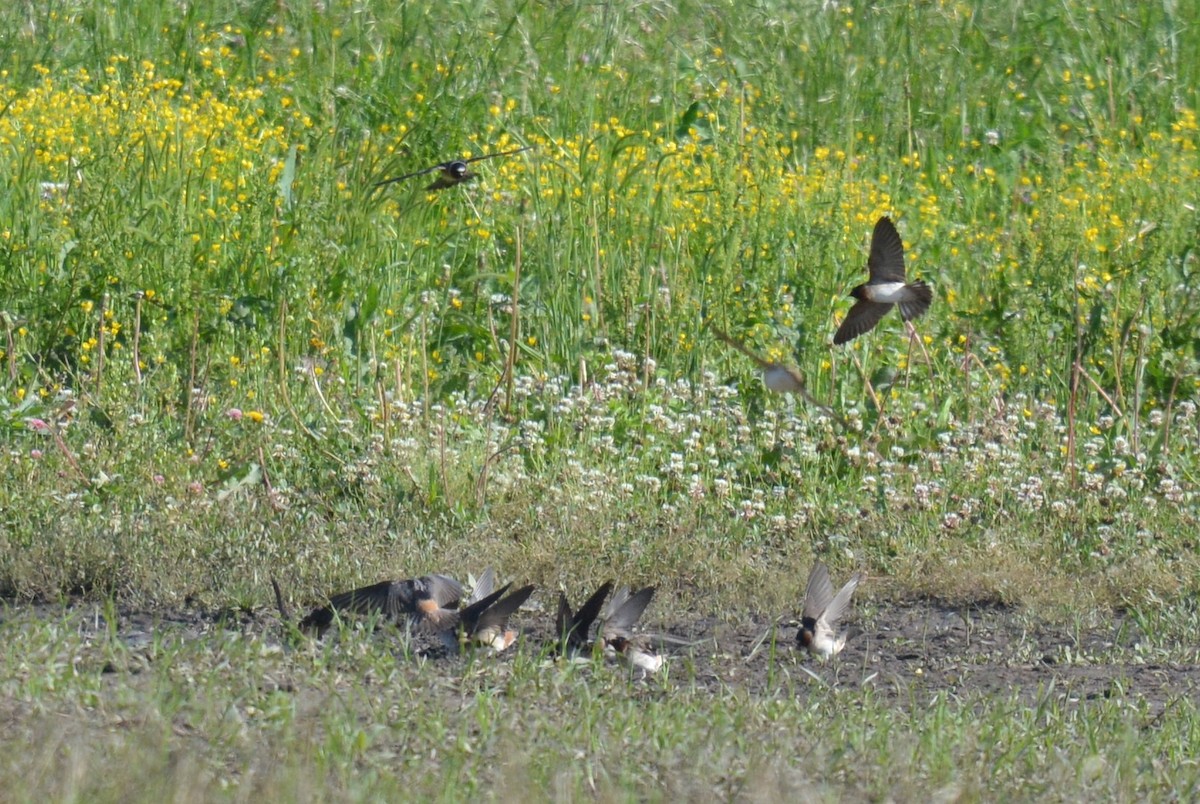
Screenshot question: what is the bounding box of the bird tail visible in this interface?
[900,281,932,321]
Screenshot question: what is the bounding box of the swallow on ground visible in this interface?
[708,324,848,427]
[797,562,863,660]
[555,580,615,655]
[599,585,663,673]
[440,568,536,654]
[455,584,537,653]
[372,145,532,192]
[295,574,465,636]
[832,216,932,345]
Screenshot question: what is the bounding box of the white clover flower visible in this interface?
[637,475,662,493]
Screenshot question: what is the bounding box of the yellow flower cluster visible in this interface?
[1,24,1196,405]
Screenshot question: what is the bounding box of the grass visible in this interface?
[1,0,1199,798]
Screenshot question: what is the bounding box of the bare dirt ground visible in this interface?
[689,603,1200,716]
[5,599,1197,717]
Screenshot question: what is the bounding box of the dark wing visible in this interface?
[298,606,336,633]
[326,580,404,617]
[898,280,933,321]
[372,162,446,189]
[471,585,535,634]
[299,579,410,632]
[561,580,614,648]
[601,586,655,640]
[867,216,906,282]
[573,581,614,640]
[462,145,532,165]
[833,299,892,345]
[556,592,574,643]
[802,563,834,621]
[456,583,512,633]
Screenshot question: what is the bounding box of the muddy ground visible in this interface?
[4,599,1196,718]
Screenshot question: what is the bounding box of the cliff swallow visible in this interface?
[444,576,536,654]
[708,324,848,427]
[600,585,663,673]
[296,574,464,636]
[833,216,932,345]
[556,580,615,655]
[372,146,531,192]
[797,562,863,659]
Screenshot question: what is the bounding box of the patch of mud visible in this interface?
[674,602,1200,718]
[2,600,1197,716]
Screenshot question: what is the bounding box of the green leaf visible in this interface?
[676,101,702,140]
[278,144,299,210]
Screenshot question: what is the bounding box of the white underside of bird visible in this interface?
[864,281,910,303]
[606,642,664,672]
[762,365,805,394]
[478,630,518,653]
[807,624,848,660]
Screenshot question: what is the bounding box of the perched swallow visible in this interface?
[833,216,932,345]
[444,576,536,654]
[599,585,663,673]
[296,574,464,636]
[556,580,615,654]
[708,324,848,427]
[797,562,863,659]
[372,146,532,192]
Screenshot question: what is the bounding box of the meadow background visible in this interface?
[1,0,1199,799]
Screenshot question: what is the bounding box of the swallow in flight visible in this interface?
[833,216,932,345]
[708,324,848,427]
[372,146,531,191]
